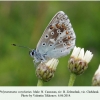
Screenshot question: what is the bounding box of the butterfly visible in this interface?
[29,11,76,65]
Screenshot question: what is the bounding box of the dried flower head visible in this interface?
[92,65,100,86]
[36,58,59,82]
[68,46,93,75]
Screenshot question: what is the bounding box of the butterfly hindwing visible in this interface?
[36,11,76,59]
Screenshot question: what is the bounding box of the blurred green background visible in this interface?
[0,1,100,86]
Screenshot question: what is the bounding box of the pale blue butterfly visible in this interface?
[13,11,76,65]
[29,11,76,65]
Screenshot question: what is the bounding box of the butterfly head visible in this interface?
[29,49,47,63]
[29,49,35,58]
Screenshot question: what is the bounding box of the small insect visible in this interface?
[13,11,76,66]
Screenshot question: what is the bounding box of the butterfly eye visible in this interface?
[42,42,46,46]
[29,50,35,57]
[32,51,34,55]
[51,31,54,35]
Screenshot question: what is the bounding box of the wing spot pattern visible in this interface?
[49,25,54,30]
[45,34,49,39]
[42,42,46,46]
[51,31,54,35]
[49,44,53,47]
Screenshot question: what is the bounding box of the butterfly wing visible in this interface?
[36,11,76,59]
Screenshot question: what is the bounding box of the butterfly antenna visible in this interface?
[12,44,32,50]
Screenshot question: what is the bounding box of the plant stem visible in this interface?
[37,79,43,86]
[68,73,76,86]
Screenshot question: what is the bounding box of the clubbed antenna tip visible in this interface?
[12,44,16,46]
[11,43,32,50]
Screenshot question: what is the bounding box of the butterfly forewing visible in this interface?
[36,11,76,59]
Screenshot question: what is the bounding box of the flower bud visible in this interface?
[68,46,93,75]
[92,65,100,86]
[36,58,59,82]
